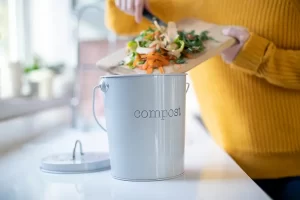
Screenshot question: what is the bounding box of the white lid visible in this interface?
[40,140,110,174]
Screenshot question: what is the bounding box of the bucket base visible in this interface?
[111,172,184,182]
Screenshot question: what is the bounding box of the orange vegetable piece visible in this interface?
[146,67,153,74]
[159,67,164,74]
[134,50,173,74]
[145,52,169,66]
[140,55,147,59]
[183,53,193,59]
[168,55,176,60]
[142,61,148,70]
[149,57,169,66]
[154,31,160,38]
[133,55,141,67]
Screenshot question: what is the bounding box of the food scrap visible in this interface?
[123,21,216,74]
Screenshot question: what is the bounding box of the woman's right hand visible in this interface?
[115,0,150,23]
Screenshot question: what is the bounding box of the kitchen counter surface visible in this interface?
[0,78,271,200]
[0,120,271,200]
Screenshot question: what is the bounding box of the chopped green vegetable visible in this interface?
[200,31,210,40]
[138,60,146,65]
[124,52,137,67]
[174,37,183,47]
[135,27,155,41]
[128,64,135,69]
[175,57,186,64]
[127,40,137,51]
[176,40,185,52]
[139,41,152,47]
[146,27,155,33]
[178,30,214,54]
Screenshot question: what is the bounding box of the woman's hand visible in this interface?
[221,27,250,64]
[115,0,150,23]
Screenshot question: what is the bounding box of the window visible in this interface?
[0,0,8,98]
[0,0,27,99]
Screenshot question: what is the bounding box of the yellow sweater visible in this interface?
[105,0,300,179]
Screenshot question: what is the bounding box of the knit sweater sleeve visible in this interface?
[232,33,300,90]
[104,0,151,36]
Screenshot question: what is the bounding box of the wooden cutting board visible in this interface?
[96,19,236,75]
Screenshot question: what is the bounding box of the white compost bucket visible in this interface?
[93,74,189,181]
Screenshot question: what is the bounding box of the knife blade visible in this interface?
[142,9,167,27]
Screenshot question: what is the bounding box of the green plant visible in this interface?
[24,55,41,74]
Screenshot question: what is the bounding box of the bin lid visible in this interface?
[40,140,110,174]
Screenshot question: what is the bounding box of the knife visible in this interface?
[142,9,167,27]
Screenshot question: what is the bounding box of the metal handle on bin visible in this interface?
[93,85,107,132]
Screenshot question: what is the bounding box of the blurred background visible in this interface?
[0,0,201,154]
[0,0,131,135]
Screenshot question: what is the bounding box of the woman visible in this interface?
[105,0,300,199]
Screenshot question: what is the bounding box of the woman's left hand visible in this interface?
[221,27,250,64]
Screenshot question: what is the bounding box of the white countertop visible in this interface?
[0,79,271,200]
[0,120,270,200]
